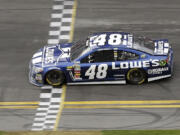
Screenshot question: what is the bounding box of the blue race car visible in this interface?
[29,32,173,86]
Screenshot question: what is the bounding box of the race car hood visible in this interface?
[42,43,73,66]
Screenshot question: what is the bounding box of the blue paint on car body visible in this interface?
[29,32,173,86]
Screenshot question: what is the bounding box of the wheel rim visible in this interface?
[46,70,62,86]
[128,69,145,84]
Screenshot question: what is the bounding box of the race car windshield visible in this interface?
[133,36,155,54]
[70,39,88,61]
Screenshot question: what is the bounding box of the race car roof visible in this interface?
[87,32,155,54]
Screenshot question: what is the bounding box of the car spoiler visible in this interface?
[154,39,171,55]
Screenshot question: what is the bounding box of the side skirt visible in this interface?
[148,74,171,82]
[67,80,126,85]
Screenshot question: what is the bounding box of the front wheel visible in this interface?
[126,68,146,85]
[45,70,65,86]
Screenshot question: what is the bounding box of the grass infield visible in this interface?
[0,130,180,135]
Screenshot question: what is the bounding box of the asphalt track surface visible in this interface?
[0,0,180,131]
[0,0,51,102]
[0,0,51,130]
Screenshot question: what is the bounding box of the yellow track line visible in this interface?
[64,100,180,105]
[64,105,180,109]
[1,105,180,109]
[0,102,38,105]
[69,0,77,43]
[53,85,67,131]
[0,106,38,109]
[2,104,180,109]
[1,100,180,106]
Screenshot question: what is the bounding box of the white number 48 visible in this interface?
[85,64,108,79]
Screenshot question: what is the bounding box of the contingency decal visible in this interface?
[148,67,169,75]
[159,60,167,66]
[67,66,73,71]
[73,62,82,80]
[113,49,118,61]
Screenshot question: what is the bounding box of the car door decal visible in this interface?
[85,64,108,79]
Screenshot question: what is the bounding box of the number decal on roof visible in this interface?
[89,33,133,47]
[108,34,123,45]
[89,34,107,46]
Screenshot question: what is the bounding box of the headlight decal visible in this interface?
[33,66,43,73]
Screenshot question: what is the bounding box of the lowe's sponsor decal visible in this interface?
[148,67,169,74]
[112,59,159,69]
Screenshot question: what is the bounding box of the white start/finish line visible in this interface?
[32,86,63,130]
[48,0,75,45]
[32,0,76,131]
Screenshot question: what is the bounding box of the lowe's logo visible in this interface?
[112,59,160,69]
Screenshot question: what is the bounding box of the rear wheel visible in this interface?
[45,70,65,86]
[126,68,146,84]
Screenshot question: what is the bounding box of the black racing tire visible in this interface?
[126,68,146,85]
[45,70,65,86]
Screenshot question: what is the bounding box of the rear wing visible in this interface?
[154,39,170,55]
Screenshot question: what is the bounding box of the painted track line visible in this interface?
[0,99,180,109]
[64,105,180,109]
[64,100,180,105]
[69,0,77,42]
[53,85,67,131]
[3,104,180,109]
[2,99,180,109]
[53,0,77,131]
[32,86,63,131]
[1,100,180,105]
[48,0,76,45]
[0,102,38,105]
[1,100,180,106]
[0,106,38,109]
[32,0,77,131]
